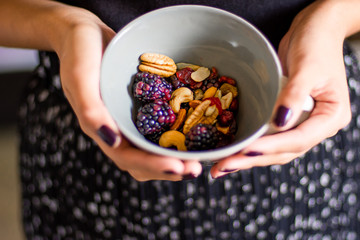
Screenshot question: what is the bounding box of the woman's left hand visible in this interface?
[211,0,357,178]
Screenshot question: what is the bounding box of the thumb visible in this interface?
[64,78,122,148]
[88,104,122,149]
[271,75,314,131]
[58,23,121,148]
[59,47,121,148]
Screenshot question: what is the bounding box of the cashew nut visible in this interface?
[159,130,187,151]
[169,87,194,113]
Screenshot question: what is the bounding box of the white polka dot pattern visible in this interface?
[18,44,360,239]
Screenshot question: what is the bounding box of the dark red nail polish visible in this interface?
[163,170,177,175]
[182,173,197,180]
[97,125,117,147]
[220,168,238,173]
[274,105,292,127]
[213,174,227,179]
[245,151,263,157]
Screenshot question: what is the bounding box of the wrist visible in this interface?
[318,0,360,38]
[48,6,103,55]
[0,0,102,52]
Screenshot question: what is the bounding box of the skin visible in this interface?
[0,0,202,181]
[0,0,359,181]
[211,0,360,178]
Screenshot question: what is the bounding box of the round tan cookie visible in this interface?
[140,53,175,66]
[139,64,176,77]
[141,61,177,72]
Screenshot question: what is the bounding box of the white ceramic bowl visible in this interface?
[100,5,282,161]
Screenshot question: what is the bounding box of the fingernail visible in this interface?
[97,125,120,147]
[274,105,292,127]
[245,151,263,157]
[220,168,238,173]
[212,173,227,179]
[182,173,197,180]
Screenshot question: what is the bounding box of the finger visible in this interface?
[102,140,202,181]
[210,150,301,179]
[211,105,348,178]
[240,112,335,156]
[129,159,203,182]
[271,71,314,131]
[59,25,120,147]
[129,168,184,182]
[277,32,290,76]
[181,160,203,180]
[98,139,186,173]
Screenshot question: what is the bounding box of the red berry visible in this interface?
[209,67,218,79]
[229,98,239,112]
[218,110,234,127]
[219,76,236,86]
[176,67,193,85]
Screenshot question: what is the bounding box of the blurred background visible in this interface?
[0,46,38,240]
[1,37,360,240]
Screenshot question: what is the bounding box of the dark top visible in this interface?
[61,0,314,47]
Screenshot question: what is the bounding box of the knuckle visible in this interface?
[77,107,100,136]
[332,103,352,133]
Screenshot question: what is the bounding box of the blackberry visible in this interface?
[136,100,176,136]
[185,123,220,151]
[145,130,165,144]
[133,72,172,102]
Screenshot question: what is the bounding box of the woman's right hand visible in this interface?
[0,0,203,181]
[56,7,203,182]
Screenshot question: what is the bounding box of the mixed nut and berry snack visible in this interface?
[132,53,239,151]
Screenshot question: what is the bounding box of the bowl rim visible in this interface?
[100,4,283,161]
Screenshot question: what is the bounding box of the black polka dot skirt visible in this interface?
[18,43,360,239]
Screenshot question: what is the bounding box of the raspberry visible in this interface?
[185,123,220,151]
[133,72,172,102]
[136,100,176,136]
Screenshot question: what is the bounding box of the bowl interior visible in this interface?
[100,5,282,161]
